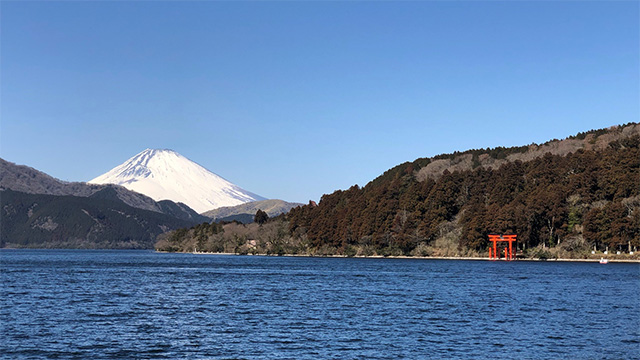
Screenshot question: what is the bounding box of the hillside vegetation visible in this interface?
[202,199,303,223]
[1,189,198,249]
[159,123,639,259]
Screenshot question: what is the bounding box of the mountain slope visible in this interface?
[373,123,640,184]
[0,158,208,223]
[287,123,640,256]
[203,199,304,223]
[1,189,198,249]
[89,149,265,213]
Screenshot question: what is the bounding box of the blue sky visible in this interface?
[1,1,638,204]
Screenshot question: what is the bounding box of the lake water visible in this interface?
[1,250,639,359]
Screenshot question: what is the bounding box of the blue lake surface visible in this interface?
[1,250,639,359]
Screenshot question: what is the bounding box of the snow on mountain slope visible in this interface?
[89,149,265,213]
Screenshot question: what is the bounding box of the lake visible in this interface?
[1,250,638,359]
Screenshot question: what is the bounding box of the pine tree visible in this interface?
[254,209,269,225]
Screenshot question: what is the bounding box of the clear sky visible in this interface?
[1,1,638,204]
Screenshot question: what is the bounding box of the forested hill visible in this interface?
[1,189,198,249]
[1,158,216,249]
[288,123,640,256]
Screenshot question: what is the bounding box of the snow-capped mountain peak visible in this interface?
[89,149,265,213]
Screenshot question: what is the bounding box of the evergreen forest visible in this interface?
[159,123,640,259]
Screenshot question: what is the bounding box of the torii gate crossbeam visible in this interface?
[488,234,517,261]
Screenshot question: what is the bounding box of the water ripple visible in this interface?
[1,250,639,360]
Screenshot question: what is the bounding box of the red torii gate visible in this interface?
[488,234,517,261]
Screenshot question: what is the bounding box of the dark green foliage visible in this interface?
[216,213,255,224]
[157,218,309,255]
[573,128,613,140]
[1,189,198,249]
[156,200,211,223]
[254,209,269,225]
[159,124,639,258]
[431,145,530,162]
[87,186,120,201]
[368,158,431,188]
[288,125,640,255]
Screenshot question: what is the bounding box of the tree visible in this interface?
[254,209,269,225]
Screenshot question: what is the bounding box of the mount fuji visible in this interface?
[89,149,265,213]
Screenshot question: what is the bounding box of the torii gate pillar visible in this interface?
[488,234,517,261]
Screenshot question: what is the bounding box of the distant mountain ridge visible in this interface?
[203,199,304,223]
[0,158,208,223]
[0,158,212,248]
[1,189,197,249]
[89,149,265,213]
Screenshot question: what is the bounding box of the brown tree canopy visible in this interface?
[288,125,640,255]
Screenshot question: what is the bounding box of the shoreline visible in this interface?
[4,248,637,262]
[187,251,640,263]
